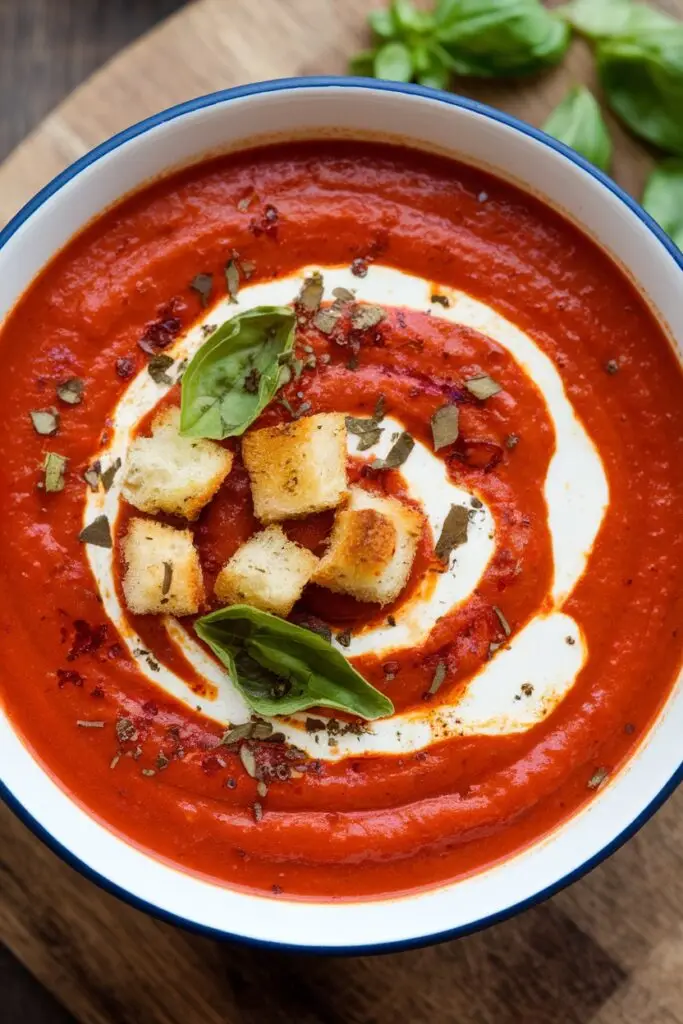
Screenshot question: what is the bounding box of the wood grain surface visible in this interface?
[0,2,682,1022]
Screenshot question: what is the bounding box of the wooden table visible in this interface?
[1,2,682,1022]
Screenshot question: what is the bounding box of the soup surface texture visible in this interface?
[0,141,682,900]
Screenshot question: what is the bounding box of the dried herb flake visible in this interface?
[43,452,67,493]
[493,605,511,637]
[435,505,469,563]
[297,272,324,312]
[162,561,173,596]
[100,458,121,492]
[371,431,414,471]
[56,378,84,405]
[147,354,175,386]
[30,408,59,436]
[78,515,112,549]
[428,661,448,695]
[190,273,213,307]
[587,767,609,790]
[83,463,101,492]
[313,307,342,335]
[431,404,459,451]
[351,304,385,331]
[225,260,240,303]
[464,373,502,401]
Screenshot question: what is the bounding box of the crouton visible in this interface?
[122,406,233,520]
[121,517,205,616]
[313,486,423,605]
[214,525,318,617]
[241,412,348,523]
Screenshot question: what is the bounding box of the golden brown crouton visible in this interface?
[241,412,348,523]
[121,517,205,616]
[214,525,318,617]
[122,406,233,521]
[313,486,423,604]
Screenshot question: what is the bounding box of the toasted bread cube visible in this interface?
[122,517,205,616]
[214,525,318,617]
[122,406,233,521]
[313,486,423,605]
[241,412,348,523]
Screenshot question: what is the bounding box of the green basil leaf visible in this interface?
[558,0,675,40]
[374,40,414,82]
[195,604,394,720]
[597,32,683,155]
[542,86,612,172]
[368,7,397,38]
[179,306,296,439]
[348,49,377,76]
[391,0,434,34]
[416,44,452,88]
[435,0,570,78]
[642,158,683,251]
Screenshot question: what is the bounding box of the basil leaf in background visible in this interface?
[434,0,570,78]
[368,6,397,38]
[374,40,414,81]
[194,604,394,720]
[542,85,612,171]
[642,159,683,250]
[348,49,377,76]
[416,46,453,88]
[179,306,295,440]
[392,0,434,33]
[597,32,683,155]
[558,0,675,40]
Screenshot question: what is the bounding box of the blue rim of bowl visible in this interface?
[0,76,681,955]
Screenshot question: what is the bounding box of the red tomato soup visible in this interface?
[0,141,682,901]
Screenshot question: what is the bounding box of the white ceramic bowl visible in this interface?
[1,78,681,953]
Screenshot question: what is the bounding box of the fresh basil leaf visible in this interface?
[642,159,683,250]
[194,604,394,720]
[542,86,612,172]
[417,47,452,89]
[558,0,674,40]
[349,48,377,76]
[435,0,570,78]
[369,7,396,38]
[597,32,683,155]
[374,40,414,81]
[392,0,434,34]
[179,306,296,439]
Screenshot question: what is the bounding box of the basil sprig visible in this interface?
[350,0,569,87]
[643,159,683,250]
[179,306,295,439]
[542,85,612,171]
[434,0,570,78]
[195,605,394,720]
[560,0,683,156]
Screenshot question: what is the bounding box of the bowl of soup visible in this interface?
[0,77,681,952]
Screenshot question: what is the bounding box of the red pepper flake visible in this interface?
[142,700,159,716]
[271,884,283,895]
[249,203,279,238]
[107,643,124,660]
[138,299,183,355]
[67,620,109,661]
[56,668,84,688]
[90,686,105,699]
[115,356,135,379]
[351,257,369,278]
[201,754,225,774]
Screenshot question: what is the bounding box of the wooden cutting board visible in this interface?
[1,2,682,1023]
